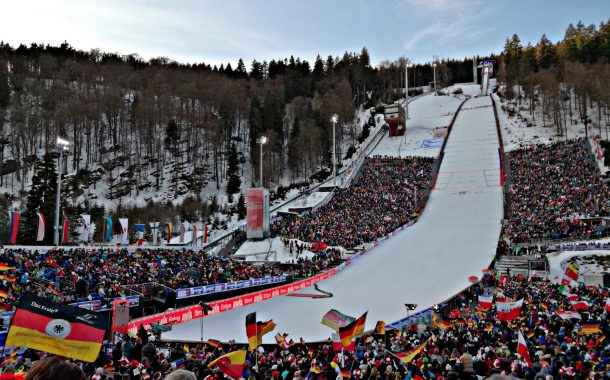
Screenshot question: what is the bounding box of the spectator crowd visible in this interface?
[272,156,434,249]
[503,139,610,244]
[3,266,609,380]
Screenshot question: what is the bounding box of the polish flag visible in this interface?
[479,295,493,310]
[518,331,533,367]
[496,299,523,322]
[555,310,581,320]
[570,300,590,311]
[606,298,610,313]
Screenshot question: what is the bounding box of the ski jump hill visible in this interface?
[163,96,504,343]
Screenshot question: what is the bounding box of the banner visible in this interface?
[203,224,208,244]
[175,276,288,299]
[104,216,113,242]
[36,212,45,242]
[80,214,91,243]
[62,212,69,244]
[192,224,198,247]
[118,218,128,245]
[150,222,159,246]
[6,293,107,362]
[70,296,139,312]
[179,223,185,244]
[135,224,145,246]
[321,309,356,332]
[8,211,19,245]
[167,223,173,244]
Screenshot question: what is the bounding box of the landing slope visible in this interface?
[163,96,503,343]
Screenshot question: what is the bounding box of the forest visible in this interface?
[1,17,608,243]
[0,40,479,243]
[497,20,610,138]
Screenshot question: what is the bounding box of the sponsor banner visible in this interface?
[547,243,610,251]
[387,307,435,331]
[421,138,444,149]
[175,276,288,300]
[128,269,348,334]
[70,296,139,312]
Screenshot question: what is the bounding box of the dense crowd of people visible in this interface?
[0,247,284,311]
[503,139,610,244]
[3,267,609,380]
[272,156,434,249]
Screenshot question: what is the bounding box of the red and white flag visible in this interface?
[496,299,523,322]
[203,224,208,244]
[518,331,533,367]
[478,295,493,310]
[606,298,610,313]
[570,300,589,311]
[555,310,581,320]
[331,333,355,352]
[36,212,45,242]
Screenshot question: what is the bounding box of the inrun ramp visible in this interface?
[164,96,503,343]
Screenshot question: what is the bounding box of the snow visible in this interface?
[273,191,332,215]
[371,84,481,158]
[233,237,315,264]
[546,250,610,281]
[162,96,503,343]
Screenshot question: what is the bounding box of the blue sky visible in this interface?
[2,0,608,67]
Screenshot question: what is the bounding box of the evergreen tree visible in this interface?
[20,153,58,244]
[237,193,246,219]
[250,60,264,80]
[0,68,9,110]
[325,55,335,72]
[235,58,248,79]
[226,144,241,195]
[313,55,324,76]
[359,47,371,68]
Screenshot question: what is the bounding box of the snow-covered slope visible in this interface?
[162,96,503,343]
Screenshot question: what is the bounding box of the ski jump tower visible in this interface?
[478,60,494,96]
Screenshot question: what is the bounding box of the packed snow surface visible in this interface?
[163,96,503,343]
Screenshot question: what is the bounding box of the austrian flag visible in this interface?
[478,295,493,310]
[496,299,524,322]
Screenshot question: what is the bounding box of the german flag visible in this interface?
[300,337,306,345]
[339,311,367,347]
[310,363,322,374]
[393,341,427,364]
[208,350,247,379]
[540,302,548,310]
[374,321,386,335]
[0,263,12,271]
[4,274,16,282]
[6,293,107,362]
[526,331,535,339]
[246,312,258,350]
[166,223,173,243]
[595,335,606,347]
[580,324,601,335]
[207,339,221,350]
[432,314,451,329]
[0,289,9,299]
[183,343,189,352]
[340,369,351,378]
[141,372,151,380]
[308,348,314,357]
[103,361,116,372]
[257,319,276,338]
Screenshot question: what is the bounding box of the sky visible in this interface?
[1,0,608,68]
